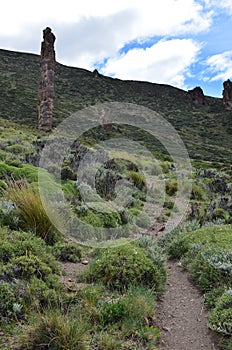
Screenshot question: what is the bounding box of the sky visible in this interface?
[1,0,232,97]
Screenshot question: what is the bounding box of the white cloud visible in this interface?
[206,51,232,81]
[0,1,212,52]
[101,39,201,89]
[0,1,213,90]
[204,0,232,14]
[54,0,211,71]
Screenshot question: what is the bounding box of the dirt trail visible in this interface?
[156,260,220,350]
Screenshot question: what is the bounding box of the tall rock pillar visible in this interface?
[38,27,56,131]
[222,79,232,110]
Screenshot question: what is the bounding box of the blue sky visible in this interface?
[1,0,232,97]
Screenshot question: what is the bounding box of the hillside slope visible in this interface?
[0,48,232,163]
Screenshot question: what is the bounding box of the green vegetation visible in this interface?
[163,225,232,348]
[0,49,232,163]
[0,48,232,349]
[81,243,166,293]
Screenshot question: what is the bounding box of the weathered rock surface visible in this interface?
[222,79,232,110]
[187,86,206,105]
[38,27,56,131]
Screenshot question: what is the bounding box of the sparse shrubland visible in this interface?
[0,73,232,349]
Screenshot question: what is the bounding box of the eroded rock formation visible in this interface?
[38,27,56,131]
[222,79,232,110]
[92,69,101,78]
[187,86,206,105]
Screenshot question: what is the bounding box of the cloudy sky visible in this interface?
[1,0,232,97]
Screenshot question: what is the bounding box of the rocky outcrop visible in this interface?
[222,79,232,110]
[187,86,206,105]
[92,69,101,78]
[38,27,56,131]
[100,108,112,132]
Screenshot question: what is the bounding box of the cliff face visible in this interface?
[38,27,56,131]
[222,79,232,110]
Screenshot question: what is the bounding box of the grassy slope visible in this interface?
[0,48,232,163]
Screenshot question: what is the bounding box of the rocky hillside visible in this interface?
[0,48,232,163]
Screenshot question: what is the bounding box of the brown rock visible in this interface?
[100,107,112,132]
[187,86,206,105]
[222,79,232,110]
[38,27,56,131]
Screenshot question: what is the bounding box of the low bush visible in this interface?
[0,281,23,321]
[165,179,178,196]
[135,211,151,228]
[187,247,232,292]
[52,242,82,263]
[9,255,52,281]
[99,287,156,325]
[78,203,122,228]
[81,244,166,293]
[209,289,232,336]
[168,224,232,259]
[0,228,59,273]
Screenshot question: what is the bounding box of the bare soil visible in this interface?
[156,260,220,350]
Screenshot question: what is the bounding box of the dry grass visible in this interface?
[5,179,61,245]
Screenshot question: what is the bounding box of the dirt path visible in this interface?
[156,260,220,350]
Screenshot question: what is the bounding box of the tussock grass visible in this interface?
[4,180,61,245]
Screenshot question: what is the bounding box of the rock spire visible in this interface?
[222,79,232,110]
[38,27,56,131]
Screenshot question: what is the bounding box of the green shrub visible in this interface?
[99,287,156,326]
[99,298,126,325]
[188,248,232,292]
[168,235,189,259]
[191,184,206,200]
[168,224,232,259]
[26,277,59,308]
[204,287,227,308]
[0,281,22,321]
[9,255,52,280]
[129,170,146,190]
[135,236,167,267]
[82,244,166,293]
[165,179,178,196]
[52,242,82,263]
[0,199,19,228]
[0,229,59,273]
[78,203,122,228]
[0,180,7,193]
[209,290,232,336]
[128,208,150,228]
[135,211,151,228]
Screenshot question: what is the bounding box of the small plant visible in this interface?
[129,170,146,190]
[0,281,22,321]
[52,242,82,263]
[135,211,151,228]
[96,332,123,349]
[4,181,61,245]
[188,248,232,292]
[18,309,90,350]
[9,254,52,280]
[209,290,232,336]
[165,179,178,196]
[99,298,126,325]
